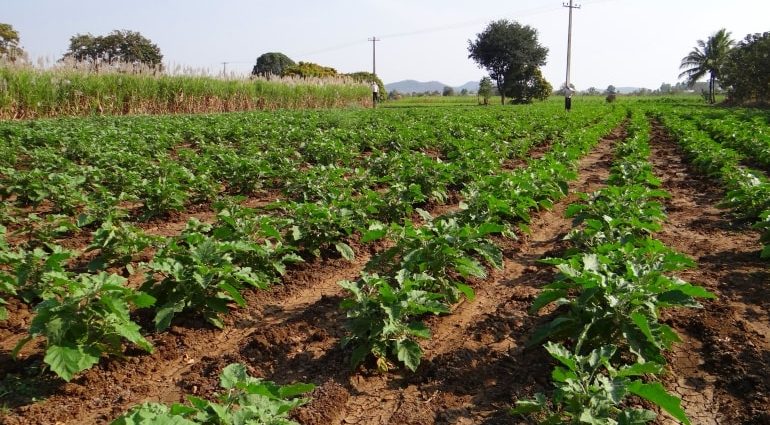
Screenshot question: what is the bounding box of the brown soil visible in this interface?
[649,123,770,425]
[3,122,767,425]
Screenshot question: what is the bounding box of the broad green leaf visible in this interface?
[455,282,475,302]
[277,382,316,398]
[544,342,577,372]
[220,363,249,389]
[45,344,101,382]
[396,339,422,371]
[630,312,657,346]
[362,223,387,243]
[131,292,157,309]
[114,322,154,353]
[627,381,690,425]
[335,242,355,261]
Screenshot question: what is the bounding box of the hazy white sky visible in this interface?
[4,0,769,89]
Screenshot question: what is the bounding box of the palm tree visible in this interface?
[679,28,734,104]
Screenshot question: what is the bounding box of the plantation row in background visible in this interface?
[1,97,769,424]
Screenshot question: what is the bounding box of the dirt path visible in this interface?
[649,123,770,425]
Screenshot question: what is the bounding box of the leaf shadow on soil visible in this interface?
[0,352,63,409]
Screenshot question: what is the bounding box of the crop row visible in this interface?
[513,113,714,424]
[653,109,770,258]
[337,107,627,371]
[679,108,770,170]
[0,103,622,385]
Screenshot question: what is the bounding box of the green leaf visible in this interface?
[114,322,154,353]
[530,289,568,313]
[220,363,249,389]
[477,222,504,236]
[362,223,387,243]
[335,242,355,261]
[627,381,690,425]
[455,282,475,302]
[618,408,657,425]
[277,382,316,398]
[454,257,486,278]
[396,339,422,372]
[544,342,577,372]
[45,344,101,382]
[131,292,157,309]
[630,312,657,346]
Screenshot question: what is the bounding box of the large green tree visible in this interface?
[679,28,734,104]
[0,23,25,61]
[468,20,548,105]
[251,52,295,76]
[63,30,163,68]
[721,32,770,104]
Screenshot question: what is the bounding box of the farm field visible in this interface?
[1,98,769,424]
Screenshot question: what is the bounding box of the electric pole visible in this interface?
[221,62,228,76]
[564,0,580,110]
[368,37,380,108]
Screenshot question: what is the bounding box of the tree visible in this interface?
[584,87,599,95]
[442,86,455,96]
[281,61,337,78]
[460,88,469,96]
[478,76,493,105]
[468,19,548,105]
[0,23,25,62]
[63,30,163,68]
[721,31,770,104]
[251,52,295,76]
[679,28,734,104]
[507,68,552,103]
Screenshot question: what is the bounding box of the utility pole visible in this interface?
[368,36,380,108]
[221,62,228,77]
[563,0,580,111]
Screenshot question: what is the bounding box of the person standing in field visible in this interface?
[371,81,379,108]
[564,83,575,111]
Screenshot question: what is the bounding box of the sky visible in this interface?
[3,0,769,90]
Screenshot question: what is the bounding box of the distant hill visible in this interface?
[385,79,479,94]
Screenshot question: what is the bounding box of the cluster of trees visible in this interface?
[251,52,385,95]
[63,30,163,68]
[467,20,552,104]
[680,28,770,104]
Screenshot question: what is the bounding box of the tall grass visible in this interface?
[0,60,370,119]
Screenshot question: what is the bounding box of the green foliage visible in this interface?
[340,272,448,372]
[252,52,296,76]
[468,19,548,105]
[282,61,337,78]
[86,219,159,271]
[477,77,494,105]
[13,272,155,381]
[141,220,271,331]
[531,241,714,363]
[506,68,553,104]
[512,343,688,425]
[722,31,770,104]
[112,363,314,425]
[678,28,734,104]
[63,30,163,67]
